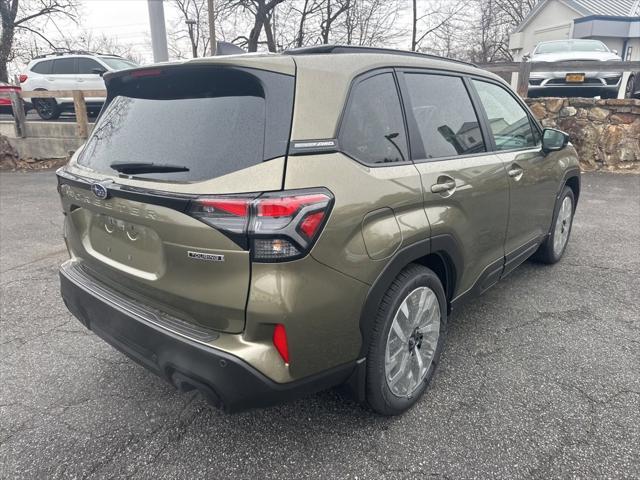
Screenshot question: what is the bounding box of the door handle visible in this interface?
[431,179,456,194]
[508,164,524,180]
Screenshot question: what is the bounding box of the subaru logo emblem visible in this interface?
[91,182,109,200]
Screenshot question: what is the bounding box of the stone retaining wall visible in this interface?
[525,98,640,171]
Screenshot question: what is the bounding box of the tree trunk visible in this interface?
[296,0,310,48]
[263,14,276,52]
[247,15,264,52]
[0,1,18,83]
[322,0,331,44]
[0,24,14,83]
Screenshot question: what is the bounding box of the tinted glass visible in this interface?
[405,73,486,159]
[78,67,294,182]
[473,80,538,151]
[31,60,53,74]
[78,58,103,74]
[340,72,408,164]
[52,58,76,75]
[536,40,608,54]
[99,57,138,70]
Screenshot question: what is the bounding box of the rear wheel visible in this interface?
[533,186,575,264]
[625,75,637,99]
[34,98,61,120]
[366,264,447,416]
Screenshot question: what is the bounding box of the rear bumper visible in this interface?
[59,260,356,412]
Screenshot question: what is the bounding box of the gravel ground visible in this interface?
[1,171,638,479]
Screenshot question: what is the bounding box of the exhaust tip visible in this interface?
[170,371,222,408]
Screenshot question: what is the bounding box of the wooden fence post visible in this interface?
[72,90,89,139]
[9,91,26,138]
[517,61,532,98]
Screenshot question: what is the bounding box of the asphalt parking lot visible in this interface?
[1,171,638,479]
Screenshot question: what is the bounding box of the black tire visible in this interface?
[366,264,447,416]
[625,75,636,99]
[532,186,575,264]
[34,98,61,120]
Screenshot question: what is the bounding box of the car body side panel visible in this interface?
[413,154,510,299]
[283,152,430,285]
[497,147,564,265]
[243,256,370,381]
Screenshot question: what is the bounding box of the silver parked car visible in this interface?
[527,39,622,99]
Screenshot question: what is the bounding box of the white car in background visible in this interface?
[20,52,138,120]
[527,39,623,99]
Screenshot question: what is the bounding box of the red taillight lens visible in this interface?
[198,198,249,217]
[19,74,27,83]
[273,324,290,364]
[189,196,252,234]
[188,189,333,262]
[299,211,326,239]
[257,194,331,218]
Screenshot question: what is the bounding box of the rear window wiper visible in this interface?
[110,162,190,174]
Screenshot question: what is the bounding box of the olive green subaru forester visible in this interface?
[58,45,580,415]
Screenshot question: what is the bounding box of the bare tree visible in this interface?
[56,31,145,64]
[493,0,537,26]
[230,0,287,52]
[319,0,349,44]
[341,0,404,46]
[169,0,211,58]
[294,0,323,47]
[462,0,536,63]
[0,0,78,82]
[411,0,467,52]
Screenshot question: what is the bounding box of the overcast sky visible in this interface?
[79,0,157,61]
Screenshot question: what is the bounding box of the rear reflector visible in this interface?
[273,324,290,364]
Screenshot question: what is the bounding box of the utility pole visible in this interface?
[186,19,198,58]
[208,0,217,56]
[147,0,169,62]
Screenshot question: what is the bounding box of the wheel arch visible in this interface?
[357,235,462,358]
[565,173,581,208]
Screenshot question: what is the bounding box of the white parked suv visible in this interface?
[20,51,138,120]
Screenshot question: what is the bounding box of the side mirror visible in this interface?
[612,49,618,56]
[523,52,531,61]
[91,68,107,76]
[542,128,569,152]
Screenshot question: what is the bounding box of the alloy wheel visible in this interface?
[553,196,573,256]
[385,287,441,398]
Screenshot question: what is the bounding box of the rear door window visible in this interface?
[31,60,53,74]
[404,73,486,159]
[52,58,77,75]
[78,58,103,74]
[78,66,294,182]
[339,72,409,165]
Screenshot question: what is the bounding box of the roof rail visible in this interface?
[33,49,124,60]
[283,45,477,68]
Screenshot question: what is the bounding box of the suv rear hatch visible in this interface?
[58,61,295,334]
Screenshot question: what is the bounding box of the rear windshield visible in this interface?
[78,66,294,182]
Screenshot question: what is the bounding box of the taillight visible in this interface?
[19,74,27,83]
[188,189,333,262]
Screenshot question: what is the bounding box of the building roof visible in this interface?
[565,0,640,16]
[515,0,640,33]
